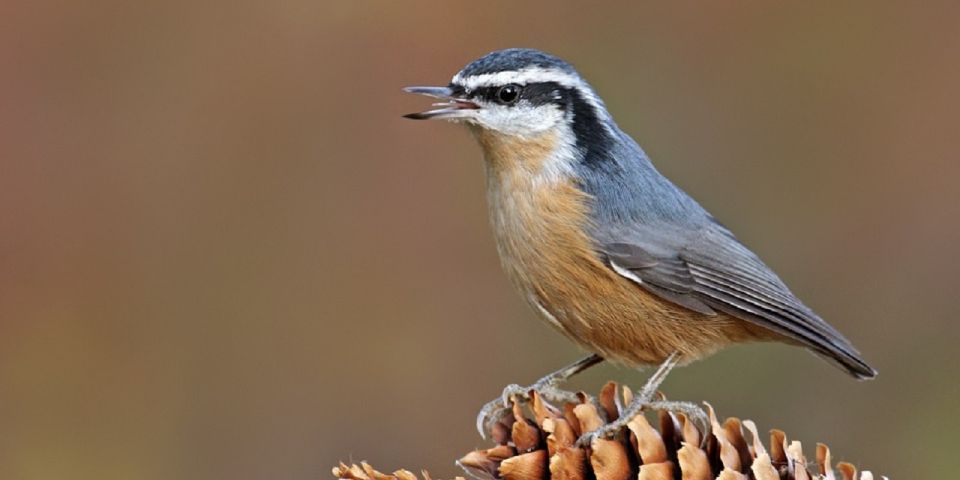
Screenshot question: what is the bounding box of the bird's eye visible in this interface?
[496,84,521,104]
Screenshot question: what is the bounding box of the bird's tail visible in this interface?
[812,345,877,380]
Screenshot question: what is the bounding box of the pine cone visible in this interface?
[332,382,885,480]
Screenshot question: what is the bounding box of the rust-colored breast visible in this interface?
[474,128,764,367]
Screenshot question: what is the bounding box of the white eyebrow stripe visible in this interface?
[452,67,584,90]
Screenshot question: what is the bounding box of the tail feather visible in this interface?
[812,346,877,380]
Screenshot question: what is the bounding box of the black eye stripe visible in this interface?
[520,82,565,106]
[464,82,568,106]
[448,84,467,97]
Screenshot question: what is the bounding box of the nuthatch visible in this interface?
[404,48,875,444]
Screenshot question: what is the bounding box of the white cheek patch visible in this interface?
[473,102,564,136]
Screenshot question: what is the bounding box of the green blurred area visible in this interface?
[1,1,958,478]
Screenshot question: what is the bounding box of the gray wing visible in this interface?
[596,221,877,379]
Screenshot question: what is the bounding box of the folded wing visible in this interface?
[598,222,876,379]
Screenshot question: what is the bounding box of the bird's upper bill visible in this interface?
[402,86,480,120]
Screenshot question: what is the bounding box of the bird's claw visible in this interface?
[475,398,508,440]
[501,383,526,406]
[475,384,526,439]
[476,382,580,439]
[476,385,535,439]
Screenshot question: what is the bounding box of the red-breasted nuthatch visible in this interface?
[404,49,875,444]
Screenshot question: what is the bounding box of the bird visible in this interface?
[403,48,876,445]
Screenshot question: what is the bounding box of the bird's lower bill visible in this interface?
[403,86,479,120]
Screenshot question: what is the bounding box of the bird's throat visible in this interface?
[472,128,566,181]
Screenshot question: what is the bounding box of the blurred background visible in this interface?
[1,1,958,478]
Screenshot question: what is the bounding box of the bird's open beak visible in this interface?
[403,86,479,120]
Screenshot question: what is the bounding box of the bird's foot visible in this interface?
[476,381,580,438]
[576,398,707,447]
[575,352,688,447]
[475,355,604,439]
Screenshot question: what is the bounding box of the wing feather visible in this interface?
[597,222,876,379]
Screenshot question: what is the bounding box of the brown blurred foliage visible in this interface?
[0,1,957,479]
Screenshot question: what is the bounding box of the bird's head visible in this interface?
[404,49,613,142]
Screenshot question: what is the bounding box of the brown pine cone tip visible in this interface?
[332,381,886,480]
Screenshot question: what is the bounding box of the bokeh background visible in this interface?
[1,1,958,479]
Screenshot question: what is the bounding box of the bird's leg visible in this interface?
[476,354,604,437]
[576,352,703,446]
